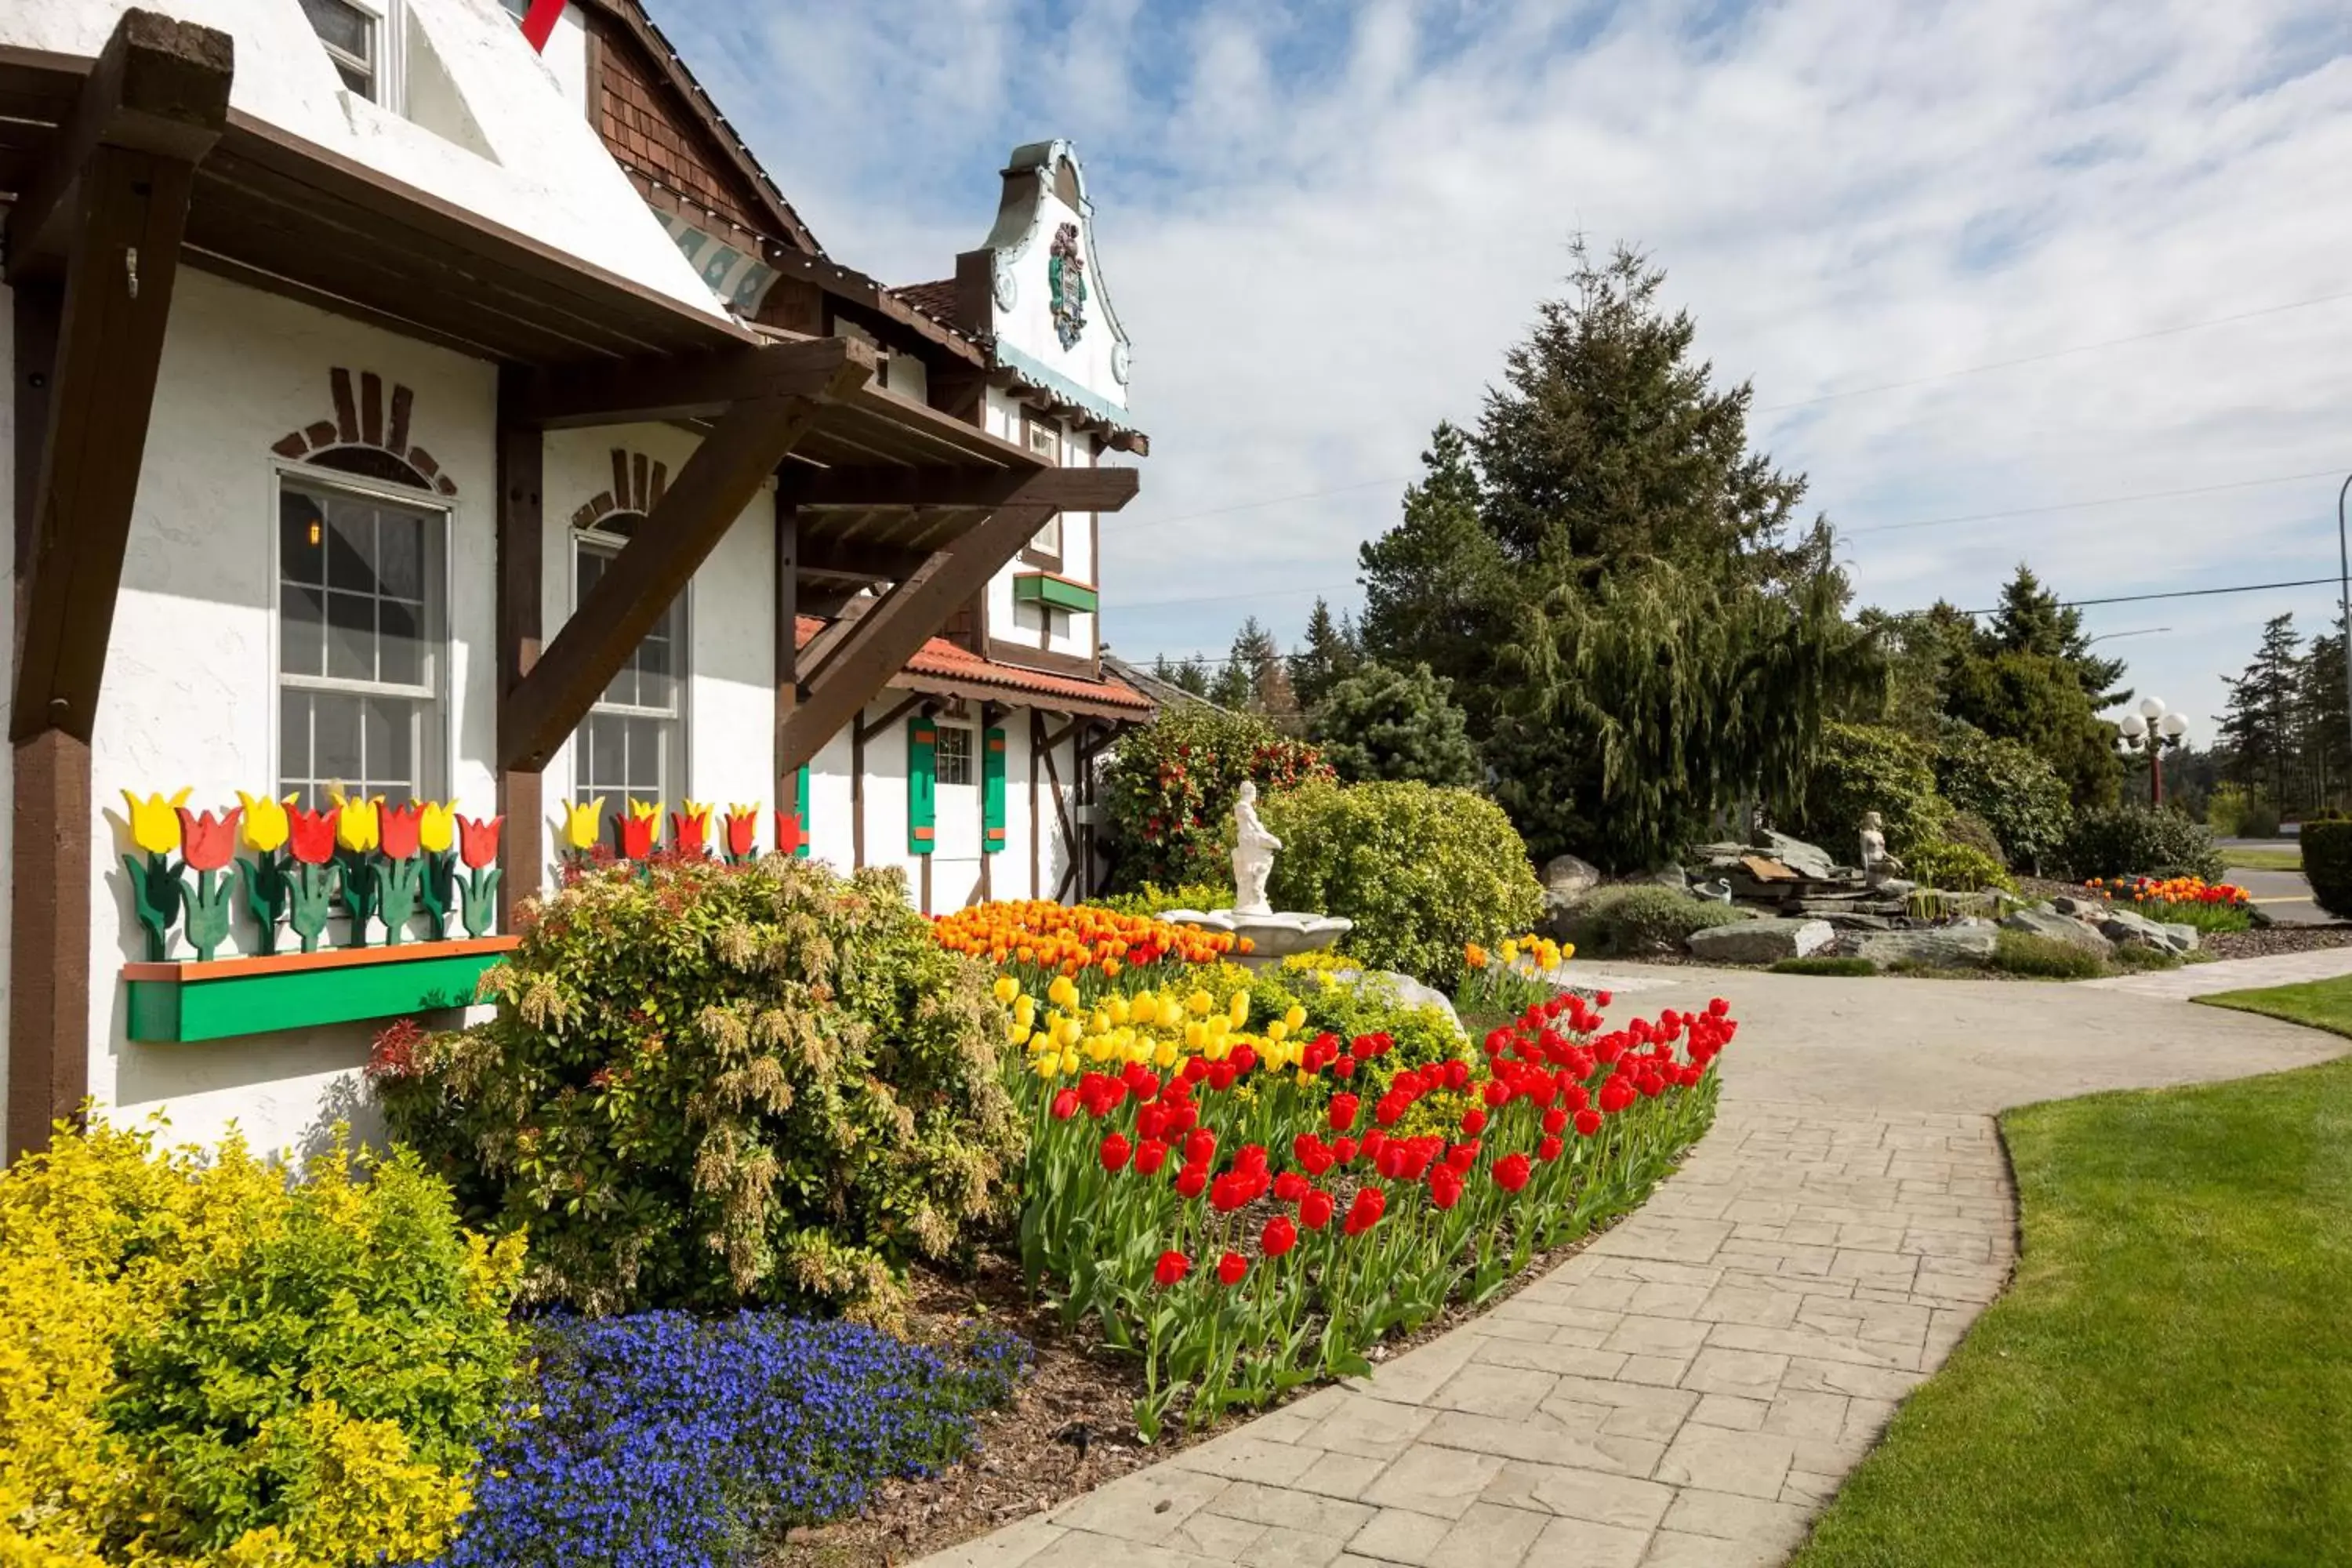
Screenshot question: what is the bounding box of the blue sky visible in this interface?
[655,0,2352,739]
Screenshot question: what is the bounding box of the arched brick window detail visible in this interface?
[570,448,668,532]
[270,368,457,495]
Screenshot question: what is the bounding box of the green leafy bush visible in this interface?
[1559,884,1753,956]
[2298,819,2352,920]
[2062,805,2224,882]
[0,1122,523,1567]
[1100,705,1331,891]
[2111,942,2184,971]
[1307,660,1481,787]
[1907,840,2018,894]
[1096,881,1229,918]
[372,857,1021,1322]
[2205,784,2281,840]
[1932,722,2074,869]
[1256,779,1544,986]
[1792,722,1949,855]
[1940,809,2008,867]
[1769,956,1877,977]
[1990,929,2105,979]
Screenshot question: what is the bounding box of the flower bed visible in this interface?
[932,898,1249,993]
[2081,875,2254,932]
[998,959,1730,1436]
[429,1312,1027,1568]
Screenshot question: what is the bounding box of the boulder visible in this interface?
[1361,971,1466,1036]
[2098,908,2195,954]
[1854,924,1998,970]
[1541,854,1602,904]
[2049,895,2096,918]
[2001,907,2112,956]
[1753,832,1842,881]
[1685,917,1835,965]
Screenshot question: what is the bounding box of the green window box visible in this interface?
[124,937,520,1043]
[1012,572,1099,615]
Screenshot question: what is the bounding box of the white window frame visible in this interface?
[1024,418,1062,557]
[569,520,691,815]
[934,722,975,788]
[270,459,454,809]
[303,0,401,109]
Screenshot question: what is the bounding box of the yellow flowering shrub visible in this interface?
[0,1123,523,1567]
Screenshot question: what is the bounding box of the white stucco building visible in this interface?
[0,0,1152,1159]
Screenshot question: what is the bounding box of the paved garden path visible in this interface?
[2082,944,2352,1000]
[919,971,2347,1568]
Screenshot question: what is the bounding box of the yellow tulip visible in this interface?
[237,790,293,854]
[1501,938,1520,964]
[1153,1039,1178,1069]
[1007,1022,1031,1047]
[419,800,456,855]
[561,798,604,851]
[992,975,1019,1005]
[1266,1019,1288,1044]
[1058,1049,1079,1075]
[1283,1005,1306,1032]
[1228,989,1250,1027]
[1014,996,1036,1029]
[122,789,191,856]
[1185,989,1212,1017]
[330,790,381,854]
[1107,996,1131,1026]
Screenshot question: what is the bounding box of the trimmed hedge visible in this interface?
[2061,805,2224,882]
[2303,819,2352,920]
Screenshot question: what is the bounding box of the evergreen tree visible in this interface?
[2219,613,2303,805]
[1289,597,1363,711]
[1945,648,2120,811]
[2298,617,2350,812]
[1984,564,2129,708]
[1171,656,1211,699]
[1308,662,1481,787]
[1357,423,1512,711]
[1207,644,1254,710]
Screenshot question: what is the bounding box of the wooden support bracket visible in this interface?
[511,336,874,429]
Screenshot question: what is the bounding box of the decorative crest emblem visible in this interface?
[1047,222,1088,350]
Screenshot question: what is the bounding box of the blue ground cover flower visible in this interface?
[428,1310,1031,1568]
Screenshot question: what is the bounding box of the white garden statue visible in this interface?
[1231,780,1280,915]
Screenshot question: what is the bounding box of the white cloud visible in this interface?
[659,0,2352,733]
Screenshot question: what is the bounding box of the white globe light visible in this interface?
[2138,696,2167,720]
[2120,712,2149,739]
[2160,712,2188,738]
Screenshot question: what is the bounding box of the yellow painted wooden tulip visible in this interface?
[331,791,381,853]
[561,798,604,851]
[237,791,294,853]
[123,789,192,855]
[628,797,660,823]
[418,800,456,855]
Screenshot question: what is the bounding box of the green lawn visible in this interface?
[1790,1027,2352,1565]
[2221,844,2303,873]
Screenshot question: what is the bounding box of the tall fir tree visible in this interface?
[2298,617,2351,812]
[1357,423,1513,717]
[1984,564,2128,708]
[2219,613,2303,806]
[1289,597,1363,711]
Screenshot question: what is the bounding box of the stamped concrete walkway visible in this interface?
[920,970,2347,1568]
[2082,943,2352,1000]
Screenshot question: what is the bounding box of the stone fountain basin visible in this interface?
[1163,909,1353,970]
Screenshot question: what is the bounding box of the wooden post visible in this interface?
[5,11,231,1160]
[494,372,544,925]
[774,501,797,804]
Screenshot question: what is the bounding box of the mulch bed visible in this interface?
[2203,925,2352,960]
[769,1219,1618,1566]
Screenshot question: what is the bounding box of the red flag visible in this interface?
[521,0,568,52]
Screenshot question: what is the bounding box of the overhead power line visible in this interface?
[1116,573,2352,668]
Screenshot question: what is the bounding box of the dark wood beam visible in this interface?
[797,535,931,581]
[5,10,231,285]
[8,728,91,1160]
[778,502,1055,775]
[500,365,870,771]
[494,372,544,926]
[773,503,797,799]
[512,335,875,429]
[782,464,1138,513]
[10,12,229,746]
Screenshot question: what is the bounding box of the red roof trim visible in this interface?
[796,615,1152,713]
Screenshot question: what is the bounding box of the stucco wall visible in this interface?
[981,388,1098,664]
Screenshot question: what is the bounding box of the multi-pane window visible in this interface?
[299,0,379,99]
[278,476,444,809]
[1024,419,1062,557]
[935,724,975,787]
[572,523,686,823]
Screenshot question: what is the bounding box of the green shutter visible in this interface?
[907,717,936,855]
[983,727,1007,851]
[794,763,811,858]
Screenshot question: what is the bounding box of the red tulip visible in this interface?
[1574,1108,1603,1138]
[1429,1164,1464,1210]
[1135,1138,1169,1176]
[1176,1163,1208,1200]
[1332,1136,1358,1165]
[379,802,422,861]
[459,814,503,869]
[1328,1093,1359,1132]
[289,806,339,866]
[1343,1188,1387,1236]
[1541,1108,1567,1135]
[1272,1171,1310,1203]
[1154,1250,1191,1287]
[1183,1128,1217,1166]
[176,806,240,873]
[1051,1089,1080,1120]
[1299,1189,1335,1230]
[1262,1215,1298,1257]
[725,807,758,858]
[1217,1251,1248,1287]
[1494,1152,1533,1192]
[1100,1132,1132,1173]
[1539,1135,1565,1163]
[1461,1108,1487,1136]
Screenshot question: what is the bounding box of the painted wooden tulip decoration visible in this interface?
[174,804,241,961]
[234,791,296,956]
[724,804,760,864]
[120,789,190,960]
[285,803,340,954]
[618,798,659,861]
[417,800,459,941]
[672,800,713,858]
[376,801,425,946]
[331,791,384,947]
[457,814,504,938]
